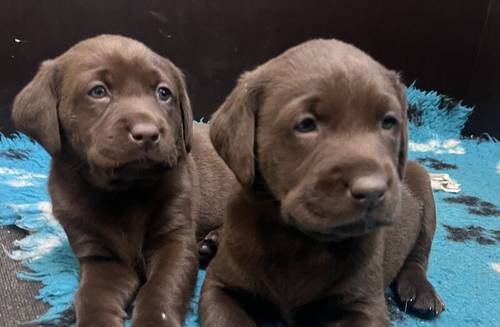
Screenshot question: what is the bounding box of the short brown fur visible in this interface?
[12,35,236,327]
[201,39,444,327]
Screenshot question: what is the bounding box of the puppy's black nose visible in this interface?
[129,123,161,147]
[349,175,387,207]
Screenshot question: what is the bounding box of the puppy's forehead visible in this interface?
[59,35,175,85]
[317,70,400,114]
[265,39,401,115]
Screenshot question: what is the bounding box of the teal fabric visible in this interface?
[0,85,499,326]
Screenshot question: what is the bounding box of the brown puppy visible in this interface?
[11,35,235,327]
[200,39,445,326]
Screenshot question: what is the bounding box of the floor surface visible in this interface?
[0,226,47,327]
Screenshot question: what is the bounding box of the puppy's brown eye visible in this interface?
[88,85,107,98]
[295,118,317,133]
[157,86,172,102]
[381,115,398,130]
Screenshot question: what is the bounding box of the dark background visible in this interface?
[1,0,498,137]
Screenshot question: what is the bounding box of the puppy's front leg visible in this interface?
[131,214,198,326]
[200,277,257,327]
[76,260,140,327]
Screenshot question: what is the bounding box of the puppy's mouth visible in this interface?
[291,216,392,242]
[102,158,173,186]
[112,158,171,174]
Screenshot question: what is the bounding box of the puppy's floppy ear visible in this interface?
[389,72,408,179]
[12,60,61,155]
[173,67,193,153]
[210,72,262,186]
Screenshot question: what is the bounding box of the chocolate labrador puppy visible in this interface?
[11,35,235,327]
[200,39,445,326]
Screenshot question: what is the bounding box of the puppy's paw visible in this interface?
[395,266,445,319]
[198,229,220,268]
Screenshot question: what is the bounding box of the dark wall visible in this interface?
[462,0,500,137]
[1,0,498,136]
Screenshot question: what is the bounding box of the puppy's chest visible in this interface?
[103,205,164,265]
[108,209,150,264]
[86,199,163,267]
[259,248,337,310]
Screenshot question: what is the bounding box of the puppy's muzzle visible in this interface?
[282,156,399,242]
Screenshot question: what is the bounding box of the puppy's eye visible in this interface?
[381,115,398,130]
[294,118,317,133]
[157,86,172,102]
[88,85,108,98]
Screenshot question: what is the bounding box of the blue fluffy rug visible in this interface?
[1,85,499,326]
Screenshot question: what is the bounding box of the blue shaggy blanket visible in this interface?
[0,85,499,326]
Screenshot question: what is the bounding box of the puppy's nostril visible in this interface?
[349,175,388,206]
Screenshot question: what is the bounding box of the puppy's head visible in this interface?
[211,39,408,242]
[12,35,192,189]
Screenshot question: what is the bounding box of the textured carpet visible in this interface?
[0,85,499,327]
[0,226,47,327]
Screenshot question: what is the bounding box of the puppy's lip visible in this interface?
[109,159,173,179]
[292,216,391,242]
[332,218,391,234]
[115,158,171,171]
